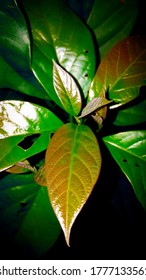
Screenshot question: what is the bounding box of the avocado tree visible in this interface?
[0,0,146,258]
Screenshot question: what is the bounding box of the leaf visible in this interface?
[22,0,96,104]
[87,0,138,58]
[45,123,101,245]
[53,60,82,116]
[0,0,47,99]
[0,100,63,171]
[79,97,112,118]
[113,99,146,126]
[103,131,146,210]
[0,173,60,257]
[88,36,146,106]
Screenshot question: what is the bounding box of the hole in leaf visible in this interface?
[17,201,28,215]
[20,201,27,208]
[122,159,128,163]
[135,163,140,167]
[83,73,88,78]
[84,50,89,53]
[18,133,41,150]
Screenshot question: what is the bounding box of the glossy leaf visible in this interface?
[45,123,101,245]
[0,101,63,171]
[79,97,112,119]
[87,0,138,58]
[88,36,146,106]
[53,60,82,116]
[0,173,60,257]
[103,131,146,210]
[113,99,146,126]
[22,0,96,104]
[0,0,47,99]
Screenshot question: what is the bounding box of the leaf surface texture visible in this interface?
[45,123,101,245]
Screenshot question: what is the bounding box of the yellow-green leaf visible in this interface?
[79,97,112,118]
[45,123,101,245]
[53,60,82,116]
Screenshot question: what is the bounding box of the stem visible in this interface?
[16,161,37,173]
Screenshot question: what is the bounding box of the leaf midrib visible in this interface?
[109,48,146,91]
[104,139,146,162]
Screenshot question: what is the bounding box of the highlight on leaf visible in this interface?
[103,130,146,210]
[45,123,101,246]
[79,97,112,118]
[53,60,82,116]
[0,100,63,172]
[88,36,146,107]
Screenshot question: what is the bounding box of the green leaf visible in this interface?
[0,0,30,69]
[103,131,146,210]
[0,0,47,99]
[0,100,63,171]
[79,97,112,118]
[53,60,82,116]
[45,123,101,245]
[87,0,138,58]
[88,36,146,106]
[113,99,146,126]
[0,173,60,257]
[22,0,96,104]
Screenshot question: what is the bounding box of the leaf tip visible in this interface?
[63,225,72,247]
[65,234,71,247]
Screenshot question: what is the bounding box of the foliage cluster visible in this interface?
[0,0,146,257]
